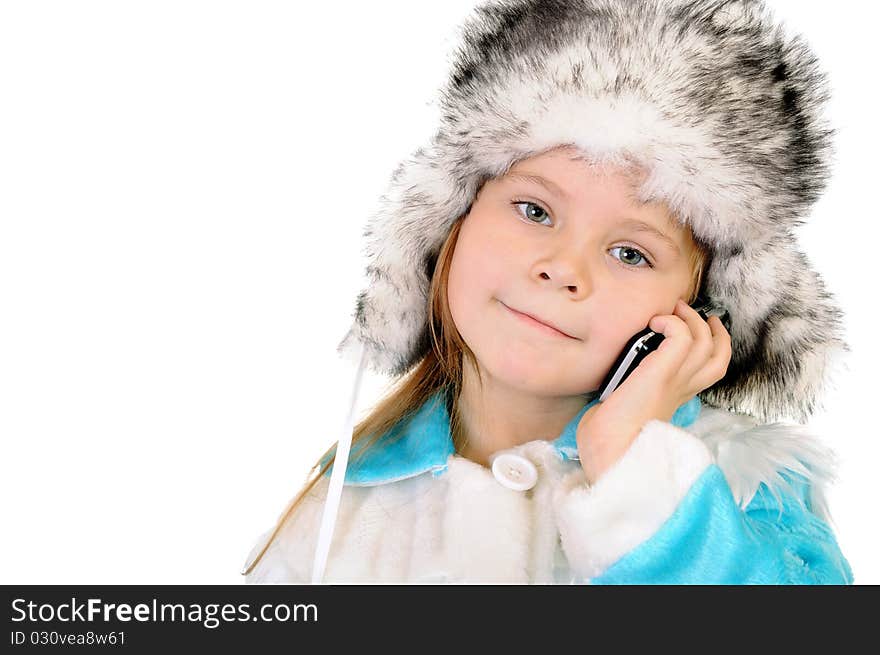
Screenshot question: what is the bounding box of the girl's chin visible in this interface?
[486,350,575,383]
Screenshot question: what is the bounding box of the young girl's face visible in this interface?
[447,146,700,397]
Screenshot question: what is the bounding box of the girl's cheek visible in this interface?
[588,316,617,350]
[589,307,644,355]
[473,238,513,285]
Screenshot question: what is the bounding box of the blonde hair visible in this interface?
[242,209,709,576]
[685,232,710,305]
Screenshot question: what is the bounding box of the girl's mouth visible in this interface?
[500,301,579,340]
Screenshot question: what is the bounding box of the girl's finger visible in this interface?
[692,316,733,389]
[642,312,695,379]
[673,299,714,377]
[675,299,713,347]
[648,311,691,359]
[707,315,732,371]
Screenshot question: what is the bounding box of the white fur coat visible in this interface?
[243,405,844,584]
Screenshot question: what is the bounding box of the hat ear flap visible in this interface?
[336,143,475,377]
[700,234,849,423]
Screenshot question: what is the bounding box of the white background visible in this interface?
[1,1,876,584]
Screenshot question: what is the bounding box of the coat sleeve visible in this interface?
[552,419,854,584]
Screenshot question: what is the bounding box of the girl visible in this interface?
[242,0,853,584]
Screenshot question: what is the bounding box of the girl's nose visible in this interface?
[534,256,594,300]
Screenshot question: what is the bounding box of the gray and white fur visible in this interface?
[336,0,848,424]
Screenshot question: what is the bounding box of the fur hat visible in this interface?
[335,0,848,424]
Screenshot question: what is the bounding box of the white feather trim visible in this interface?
[693,406,840,524]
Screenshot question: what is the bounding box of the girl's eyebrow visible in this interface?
[503,172,570,200]
[617,218,681,255]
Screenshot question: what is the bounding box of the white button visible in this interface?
[490,452,538,491]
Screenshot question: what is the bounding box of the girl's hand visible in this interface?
[576,299,731,485]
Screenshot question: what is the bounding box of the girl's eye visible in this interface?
[511,200,654,269]
[609,246,653,269]
[512,200,552,226]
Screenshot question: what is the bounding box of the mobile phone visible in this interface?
[596,294,731,402]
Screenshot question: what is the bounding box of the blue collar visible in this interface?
[322,391,701,486]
